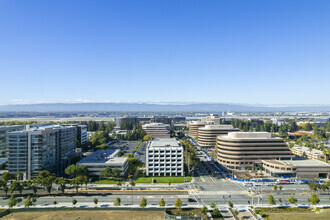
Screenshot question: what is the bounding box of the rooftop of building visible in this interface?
[265,158,330,167]
[77,149,127,165]
[221,132,275,139]
[292,146,323,155]
[200,124,236,130]
[149,138,181,148]
[142,123,169,127]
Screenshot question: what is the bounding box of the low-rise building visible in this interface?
[146,138,184,176]
[77,149,128,177]
[198,125,239,147]
[291,146,327,161]
[262,159,330,179]
[142,123,170,139]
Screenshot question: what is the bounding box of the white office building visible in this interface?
[146,138,184,176]
[142,123,170,139]
[77,149,128,177]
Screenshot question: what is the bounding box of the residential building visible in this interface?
[146,138,184,176]
[198,125,239,147]
[77,149,128,177]
[0,125,24,158]
[216,132,294,170]
[142,123,170,139]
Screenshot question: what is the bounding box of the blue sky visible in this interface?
[0,0,329,106]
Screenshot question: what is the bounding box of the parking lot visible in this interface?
[108,141,139,155]
[135,141,147,162]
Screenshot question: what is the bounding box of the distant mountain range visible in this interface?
[0,102,329,112]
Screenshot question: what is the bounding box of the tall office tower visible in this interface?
[0,125,24,158]
[8,124,77,179]
[8,128,57,179]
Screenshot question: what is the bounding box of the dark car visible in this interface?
[188,198,197,202]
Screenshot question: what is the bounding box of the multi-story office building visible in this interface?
[8,124,77,179]
[77,125,87,145]
[151,116,186,125]
[187,121,214,138]
[142,123,170,139]
[115,116,139,129]
[201,116,221,124]
[77,149,128,177]
[198,125,239,147]
[146,138,184,176]
[216,132,294,170]
[0,125,24,158]
[8,128,57,179]
[291,146,327,161]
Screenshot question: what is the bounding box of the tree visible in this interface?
[35,171,56,195]
[268,194,276,205]
[55,177,68,194]
[159,197,165,207]
[16,197,22,206]
[288,196,297,205]
[3,184,8,197]
[308,181,319,192]
[278,198,282,205]
[228,201,233,208]
[308,193,320,205]
[139,197,147,208]
[24,195,32,208]
[53,201,58,206]
[181,140,199,174]
[93,198,98,207]
[175,197,182,210]
[273,184,277,191]
[200,205,208,215]
[71,176,84,194]
[100,167,113,180]
[65,164,88,178]
[210,202,216,209]
[213,208,221,218]
[319,183,328,193]
[72,199,77,207]
[32,185,38,196]
[8,195,16,209]
[143,134,152,141]
[114,197,121,206]
[279,185,283,191]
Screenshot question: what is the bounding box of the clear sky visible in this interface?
[0,0,329,106]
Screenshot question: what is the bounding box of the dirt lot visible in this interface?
[265,208,330,220]
[2,210,166,220]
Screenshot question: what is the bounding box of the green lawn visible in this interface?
[134,173,192,184]
[94,180,121,184]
